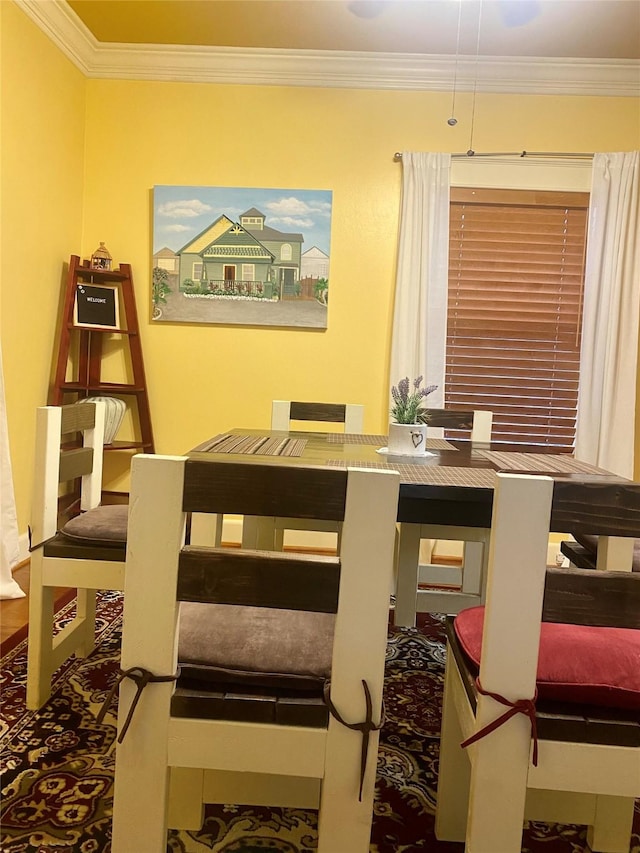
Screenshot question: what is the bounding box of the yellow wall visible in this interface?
[81,81,639,490]
[1,3,86,530]
[2,0,639,531]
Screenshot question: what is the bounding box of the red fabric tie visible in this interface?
[461,679,539,766]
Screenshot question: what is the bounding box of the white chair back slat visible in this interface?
[478,473,553,702]
[344,404,364,434]
[471,410,493,444]
[31,406,64,546]
[596,535,635,572]
[271,400,292,431]
[81,401,106,511]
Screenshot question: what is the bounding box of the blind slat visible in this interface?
[447,191,588,448]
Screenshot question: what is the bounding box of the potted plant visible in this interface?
[388,376,438,455]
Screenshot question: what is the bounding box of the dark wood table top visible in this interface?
[189,429,626,529]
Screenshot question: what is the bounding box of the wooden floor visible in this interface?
[1,563,31,644]
[0,562,71,647]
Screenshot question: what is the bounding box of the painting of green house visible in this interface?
[152,186,332,329]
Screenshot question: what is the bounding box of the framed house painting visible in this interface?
[152,185,332,329]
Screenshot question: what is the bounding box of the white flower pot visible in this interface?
[388,422,432,456]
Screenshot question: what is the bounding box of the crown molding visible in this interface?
[16,0,640,97]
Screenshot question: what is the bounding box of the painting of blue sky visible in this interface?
[153,185,332,255]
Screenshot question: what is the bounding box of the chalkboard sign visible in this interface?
[74,284,120,330]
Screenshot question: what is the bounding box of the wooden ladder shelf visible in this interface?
[50,254,155,454]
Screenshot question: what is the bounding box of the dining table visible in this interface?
[187,428,636,625]
[188,427,629,536]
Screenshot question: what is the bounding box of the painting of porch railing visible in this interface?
[152,185,332,329]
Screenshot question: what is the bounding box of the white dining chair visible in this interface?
[271,400,365,551]
[27,402,127,709]
[108,453,399,852]
[394,408,493,625]
[436,472,640,852]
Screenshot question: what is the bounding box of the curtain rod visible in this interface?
[394,151,594,161]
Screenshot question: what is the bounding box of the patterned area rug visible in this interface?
[1,592,638,852]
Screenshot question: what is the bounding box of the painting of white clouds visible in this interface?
[152,186,332,329]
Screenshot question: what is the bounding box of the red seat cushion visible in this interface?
[454,606,640,711]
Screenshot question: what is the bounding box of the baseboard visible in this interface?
[428,554,463,567]
[17,533,30,566]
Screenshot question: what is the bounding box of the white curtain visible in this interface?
[390,152,451,408]
[575,151,640,479]
[1,343,26,598]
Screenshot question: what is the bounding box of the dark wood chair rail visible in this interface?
[289,401,347,423]
[183,458,348,520]
[177,547,341,613]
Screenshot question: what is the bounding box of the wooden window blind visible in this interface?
[447,187,589,450]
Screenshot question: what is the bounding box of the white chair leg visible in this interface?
[168,767,205,830]
[26,552,55,710]
[241,516,276,550]
[111,681,173,853]
[597,536,634,572]
[256,517,277,549]
[460,540,484,597]
[273,525,285,551]
[587,795,636,853]
[317,723,380,853]
[435,656,470,843]
[74,588,97,658]
[189,512,221,546]
[394,523,421,627]
[465,698,531,853]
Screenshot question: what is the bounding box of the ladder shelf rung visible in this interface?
[60,383,146,394]
[65,324,135,335]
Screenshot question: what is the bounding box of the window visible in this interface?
[242,264,255,281]
[192,262,203,281]
[446,188,589,450]
[281,244,292,261]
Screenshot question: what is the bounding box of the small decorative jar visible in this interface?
[91,242,112,271]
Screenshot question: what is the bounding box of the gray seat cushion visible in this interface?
[60,504,128,545]
[178,602,335,692]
